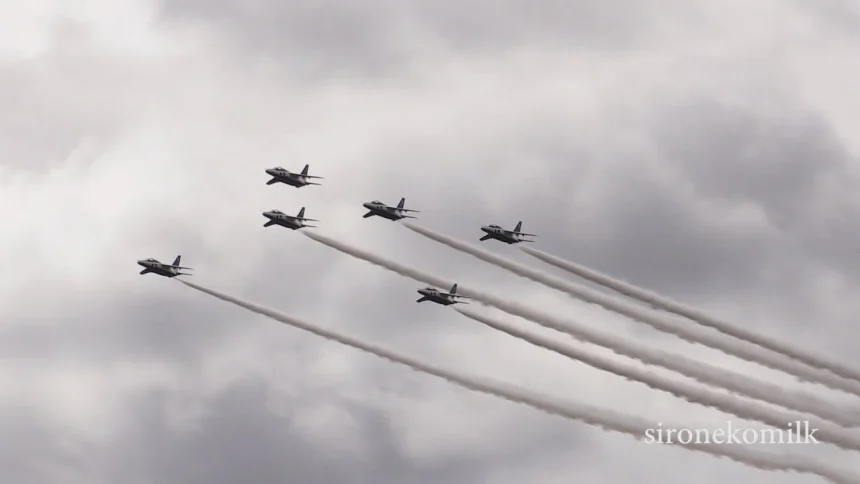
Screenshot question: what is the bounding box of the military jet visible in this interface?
[262,207,318,229]
[137,255,192,277]
[265,164,323,188]
[479,221,537,244]
[416,283,469,305]
[362,198,419,220]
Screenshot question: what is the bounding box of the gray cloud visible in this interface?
[154,0,692,79]
[2,1,860,483]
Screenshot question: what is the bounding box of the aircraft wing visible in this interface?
[172,266,194,270]
[514,232,538,237]
[399,209,420,212]
[304,175,323,179]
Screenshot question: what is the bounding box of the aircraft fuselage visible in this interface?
[416,288,457,305]
[363,202,407,221]
[480,226,521,244]
[137,260,181,277]
[262,211,304,230]
[265,169,312,188]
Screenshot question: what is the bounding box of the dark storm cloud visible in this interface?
[96,377,585,484]
[0,351,588,484]
[154,0,690,79]
[644,93,860,283]
[400,90,859,306]
[648,95,848,227]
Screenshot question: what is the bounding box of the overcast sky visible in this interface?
[2,1,859,483]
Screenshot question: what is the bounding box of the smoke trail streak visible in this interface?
[453,306,860,450]
[303,230,860,427]
[520,245,860,384]
[402,222,860,398]
[176,278,859,484]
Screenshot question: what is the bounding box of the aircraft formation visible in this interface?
[135,163,860,483]
[139,163,537,305]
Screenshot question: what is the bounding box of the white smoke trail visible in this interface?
[303,230,860,427]
[520,245,860,384]
[176,278,859,484]
[402,222,860,398]
[453,305,860,451]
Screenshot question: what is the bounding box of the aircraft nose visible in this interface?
[362,202,372,209]
[265,168,275,176]
[262,211,273,218]
[136,260,145,266]
[480,226,490,233]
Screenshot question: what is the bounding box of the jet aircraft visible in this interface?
[137,255,193,277]
[479,221,537,244]
[265,164,323,188]
[362,198,419,220]
[416,283,469,305]
[262,207,318,229]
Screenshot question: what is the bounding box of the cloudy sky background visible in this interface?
[2,0,859,482]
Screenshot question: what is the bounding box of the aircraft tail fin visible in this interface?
[301,164,309,176]
[297,207,306,218]
[450,283,458,295]
[514,221,522,233]
[397,197,405,209]
[172,255,181,267]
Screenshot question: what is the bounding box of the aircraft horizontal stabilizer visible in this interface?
[305,175,323,179]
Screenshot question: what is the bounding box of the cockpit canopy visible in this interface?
[370,200,381,204]
[269,209,282,214]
